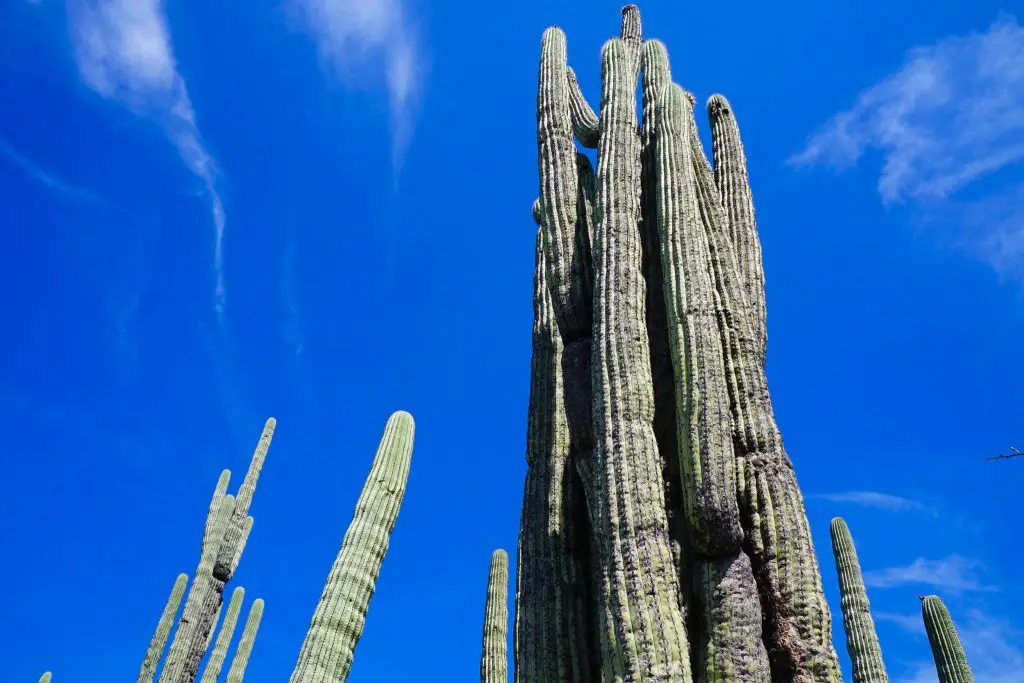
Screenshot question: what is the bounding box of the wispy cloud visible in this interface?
[0,137,109,206]
[816,491,934,514]
[292,0,427,167]
[864,555,995,593]
[64,0,227,314]
[893,610,1024,683]
[874,610,928,636]
[790,16,1024,272]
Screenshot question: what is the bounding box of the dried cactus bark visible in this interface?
[138,573,189,683]
[830,518,888,683]
[160,418,275,683]
[481,550,510,683]
[921,596,974,683]
[199,586,245,683]
[515,215,593,683]
[583,7,691,679]
[289,411,415,683]
[226,599,264,683]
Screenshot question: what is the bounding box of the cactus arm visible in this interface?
[706,95,767,363]
[202,471,231,556]
[515,220,594,683]
[137,573,189,683]
[566,67,599,148]
[588,9,691,676]
[481,550,510,682]
[226,599,264,683]
[830,518,888,682]
[199,586,245,683]
[921,596,974,683]
[39,673,52,683]
[288,411,414,683]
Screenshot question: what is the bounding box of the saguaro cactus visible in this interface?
[138,573,189,683]
[921,596,974,683]
[521,6,841,682]
[199,586,246,683]
[481,550,510,683]
[289,410,415,683]
[830,518,888,683]
[226,599,264,683]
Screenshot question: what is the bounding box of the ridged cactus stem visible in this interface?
[226,599,264,683]
[137,573,189,683]
[199,587,245,683]
[288,411,415,683]
[159,494,236,683]
[566,67,599,149]
[706,95,767,363]
[515,221,593,682]
[481,550,510,683]
[587,26,691,680]
[830,518,888,683]
[921,596,974,683]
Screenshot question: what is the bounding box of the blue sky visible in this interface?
[1,0,1022,681]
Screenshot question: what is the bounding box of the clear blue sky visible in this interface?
[2,0,1022,681]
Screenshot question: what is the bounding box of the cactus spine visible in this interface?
[289,410,415,683]
[199,586,245,683]
[921,596,974,683]
[830,518,888,683]
[226,599,264,683]
[159,418,275,683]
[524,6,842,682]
[481,550,510,683]
[138,573,189,683]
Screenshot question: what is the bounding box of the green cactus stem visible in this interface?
[830,518,888,683]
[160,418,274,683]
[137,573,189,683]
[199,586,245,683]
[514,218,593,682]
[288,410,415,683]
[921,595,974,683]
[584,7,691,678]
[566,67,599,149]
[481,550,510,682]
[226,599,264,683]
[39,673,52,683]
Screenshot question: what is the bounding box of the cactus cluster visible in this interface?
[34,6,986,683]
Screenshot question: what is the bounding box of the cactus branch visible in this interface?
[481,550,510,683]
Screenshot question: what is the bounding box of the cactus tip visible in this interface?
[707,93,732,115]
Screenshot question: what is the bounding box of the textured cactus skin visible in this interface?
[226,598,264,683]
[137,573,189,683]
[481,550,510,683]
[160,418,275,683]
[289,411,415,683]
[523,6,843,683]
[199,586,245,683]
[921,596,974,683]
[830,518,888,683]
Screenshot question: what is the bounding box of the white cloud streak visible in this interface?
[790,16,1024,272]
[864,555,995,593]
[293,0,426,167]
[0,137,109,205]
[66,0,227,313]
[816,491,933,513]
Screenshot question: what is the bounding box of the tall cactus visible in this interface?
[226,599,264,683]
[921,596,974,683]
[524,6,841,682]
[289,410,415,683]
[481,549,509,683]
[138,573,189,683]
[830,518,888,683]
[159,418,275,683]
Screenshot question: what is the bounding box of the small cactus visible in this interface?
[39,673,52,683]
[830,518,888,683]
[481,550,509,682]
[921,595,974,683]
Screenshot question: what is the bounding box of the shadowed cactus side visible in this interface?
[481,549,510,683]
[830,518,888,683]
[289,410,416,683]
[921,595,974,683]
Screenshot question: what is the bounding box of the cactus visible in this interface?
[199,587,245,683]
[226,599,264,683]
[159,418,275,683]
[289,410,415,683]
[481,550,510,683]
[138,573,189,683]
[523,6,842,682]
[830,518,888,683]
[921,596,974,683]
[39,673,52,683]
